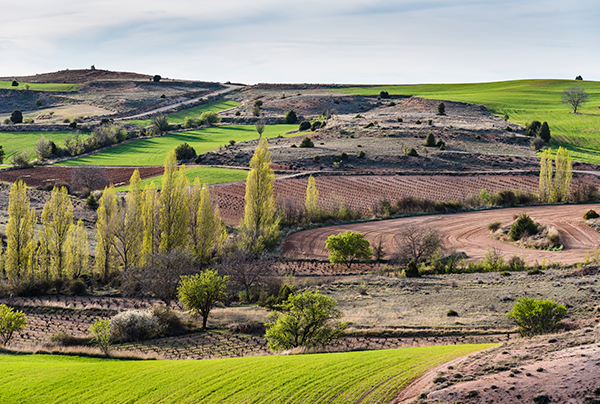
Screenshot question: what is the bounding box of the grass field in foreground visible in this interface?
[115,166,248,191]
[123,100,240,127]
[0,81,80,92]
[338,79,600,164]
[0,344,494,404]
[0,131,88,161]
[59,124,298,167]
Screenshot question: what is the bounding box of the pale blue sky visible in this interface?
[2,0,598,84]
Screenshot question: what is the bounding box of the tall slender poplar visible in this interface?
[5,180,36,282]
[41,186,73,280]
[95,185,118,283]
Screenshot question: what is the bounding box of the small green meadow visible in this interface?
[123,100,240,127]
[0,81,81,92]
[59,124,298,167]
[115,166,248,191]
[338,79,600,164]
[0,344,494,404]
[0,131,86,161]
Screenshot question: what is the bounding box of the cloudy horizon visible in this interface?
[2,0,598,84]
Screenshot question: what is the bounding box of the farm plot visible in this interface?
[338,79,600,164]
[59,124,298,167]
[123,100,240,127]
[0,104,113,125]
[0,344,495,404]
[282,203,600,265]
[0,131,88,162]
[0,81,81,91]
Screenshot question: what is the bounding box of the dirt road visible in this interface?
[281,204,600,265]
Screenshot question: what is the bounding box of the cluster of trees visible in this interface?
[539,147,572,203]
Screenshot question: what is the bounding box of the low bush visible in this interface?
[584,209,599,220]
[175,142,197,160]
[49,331,89,347]
[299,120,311,131]
[299,137,314,148]
[447,310,458,317]
[407,148,419,157]
[311,121,323,131]
[200,111,221,125]
[285,109,298,124]
[379,91,390,99]
[111,308,182,342]
[487,222,501,232]
[506,297,566,337]
[228,321,266,334]
[510,213,538,241]
[403,259,420,278]
[69,279,87,296]
[505,126,513,131]
[424,132,436,147]
[358,150,365,158]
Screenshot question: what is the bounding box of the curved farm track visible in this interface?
[282,204,600,265]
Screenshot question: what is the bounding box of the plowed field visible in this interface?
[282,204,600,265]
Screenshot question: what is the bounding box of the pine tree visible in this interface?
[538,121,551,142]
[41,186,73,280]
[65,220,89,279]
[95,186,118,283]
[538,149,553,203]
[115,170,143,273]
[553,147,572,202]
[305,175,319,222]
[5,180,36,282]
[158,151,190,253]
[241,137,279,252]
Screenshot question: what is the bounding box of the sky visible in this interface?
[1,0,598,84]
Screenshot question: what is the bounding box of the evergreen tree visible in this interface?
[538,121,551,142]
[553,147,572,202]
[241,137,279,252]
[65,220,89,279]
[40,186,73,280]
[538,149,553,203]
[437,102,446,116]
[424,132,436,147]
[159,151,190,253]
[305,175,319,221]
[5,180,36,282]
[95,186,118,283]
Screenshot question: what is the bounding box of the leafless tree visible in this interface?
[394,224,443,264]
[217,250,275,303]
[255,120,265,137]
[71,166,109,191]
[562,86,589,114]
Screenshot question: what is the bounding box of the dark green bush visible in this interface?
[526,120,541,137]
[340,152,348,160]
[285,109,298,124]
[311,121,323,131]
[313,155,320,162]
[427,119,432,125]
[358,150,365,158]
[379,91,390,99]
[447,309,458,317]
[506,297,566,337]
[397,117,403,122]
[437,102,446,116]
[174,142,196,160]
[86,194,99,211]
[10,110,23,124]
[487,222,501,232]
[403,259,420,278]
[583,209,599,220]
[415,120,421,124]
[510,213,538,241]
[424,132,436,147]
[153,75,161,82]
[299,120,311,131]
[505,126,513,131]
[407,148,419,157]
[11,80,18,87]
[69,279,87,296]
[299,137,314,148]
[538,122,551,142]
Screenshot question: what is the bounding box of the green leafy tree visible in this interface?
[115,171,143,274]
[174,143,196,160]
[506,297,566,337]
[285,109,298,124]
[538,149,553,202]
[241,137,279,253]
[562,86,589,113]
[325,231,372,268]
[151,115,169,133]
[141,182,160,263]
[159,151,190,253]
[200,111,221,125]
[5,180,36,282]
[0,304,27,346]
[538,121,551,142]
[90,319,111,355]
[526,120,541,137]
[10,110,23,124]
[40,186,73,281]
[190,179,226,264]
[437,102,446,115]
[64,220,89,280]
[95,186,118,283]
[553,146,572,203]
[178,270,229,328]
[265,291,347,352]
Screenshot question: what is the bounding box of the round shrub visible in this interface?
[358,150,366,158]
[10,110,23,124]
[285,109,298,124]
[506,297,567,337]
[299,137,314,148]
[487,221,501,232]
[415,120,422,124]
[311,121,323,131]
[111,310,164,342]
[69,279,87,296]
[583,209,599,220]
[174,142,196,160]
[509,213,538,241]
[447,309,458,317]
[424,132,436,147]
[379,90,390,99]
[153,75,161,82]
[299,120,311,131]
[313,155,320,162]
[407,148,419,157]
[403,259,420,278]
[200,111,221,125]
[340,152,348,161]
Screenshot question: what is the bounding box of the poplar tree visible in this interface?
[115,170,143,273]
[141,182,160,263]
[65,220,89,279]
[195,184,226,263]
[553,146,572,202]
[241,137,279,252]
[5,180,36,282]
[305,175,319,222]
[538,149,553,203]
[95,185,118,283]
[159,151,190,253]
[40,186,73,280]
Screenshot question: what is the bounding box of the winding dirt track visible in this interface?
[281,204,600,265]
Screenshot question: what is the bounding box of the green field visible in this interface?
[0,131,86,161]
[115,166,248,191]
[338,80,600,164]
[124,100,240,127]
[59,124,298,167]
[0,81,81,92]
[0,344,494,403]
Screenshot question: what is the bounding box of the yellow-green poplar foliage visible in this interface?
[141,182,160,263]
[553,146,572,203]
[305,175,319,221]
[159,151,190,253]
[241,137,279,252]
[95,186,118,283]
[36,229,50,281]
[65,220,89,279]
[538,149,553,203]
[194,183,226,263]
[5,180,36,282]
[40,187,73,280]
[115,170,143,272]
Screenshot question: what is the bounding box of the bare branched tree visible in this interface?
[255,121,265,138]
[562,86,589,114]
[71,166,109,191]
[217,250,275,303]
[394,224,443,264]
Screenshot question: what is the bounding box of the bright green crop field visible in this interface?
[338,79,600,164]
[0,81,81,92]
[59,124,298,167]
[0,131,86,161]
[0,344,494,404]
[115,166,248,191]
[124,100,240,127]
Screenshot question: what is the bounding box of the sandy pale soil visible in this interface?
[282,204,600,265]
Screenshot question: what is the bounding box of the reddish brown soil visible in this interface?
[0,166,164,189]
[282,204,600,265]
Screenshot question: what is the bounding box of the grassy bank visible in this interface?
[123,100,240,127]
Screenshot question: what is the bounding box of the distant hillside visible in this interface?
[0,69,153,84]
